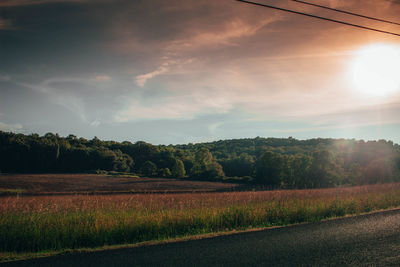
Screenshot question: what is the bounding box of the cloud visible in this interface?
[90,119,101,127]
[115,90,235,122]
[0,122,23,132]
[0,0,88,7]
[253,100,400,136]
[94,75,111,82]
[107,0,283,88]
[166,17,278,51]
[119,41,400,123]
[307,102,400,127]
[16,76,106,124]
[135,64,169,87]
[0,74,11,81]
[0,17,14,30]
[2,0,400,144]
[132,14,280,87]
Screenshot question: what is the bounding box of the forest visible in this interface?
[0,131,399,189]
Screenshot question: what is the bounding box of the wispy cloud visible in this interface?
[135,63,169,87]
[0,0,88,7]
[94,75,111,82]
[90,119,101,127]
[133,16,279,87]
[116,92,234,122]
[16,77,97,124]
[164,18,277,53]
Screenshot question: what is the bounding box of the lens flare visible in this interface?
[350,44,400,97]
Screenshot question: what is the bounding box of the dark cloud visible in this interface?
[1,0,400,143]
[0,0,89,7]
[0,0,140,81]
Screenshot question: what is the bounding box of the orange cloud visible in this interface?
[94,75,111,82]
[0,0,88,7]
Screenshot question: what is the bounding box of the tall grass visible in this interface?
[2,184,400,253]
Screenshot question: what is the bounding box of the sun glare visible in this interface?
[350,44,400,97]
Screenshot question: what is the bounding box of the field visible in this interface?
[0,174,239,195]
[2,180,400,259]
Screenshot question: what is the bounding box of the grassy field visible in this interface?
[2,183,400,257]
[0,174,239,195]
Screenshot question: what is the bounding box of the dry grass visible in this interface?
[0,174,238,195]
[1,183,400,253]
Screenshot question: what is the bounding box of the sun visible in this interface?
[349,44,400,97]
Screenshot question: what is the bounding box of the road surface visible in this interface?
[3,209,400,266]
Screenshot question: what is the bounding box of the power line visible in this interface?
[236,0,400,37]
[291,0,400,26]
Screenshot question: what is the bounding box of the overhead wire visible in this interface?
[235,0,400,37]
[291,0,400,26]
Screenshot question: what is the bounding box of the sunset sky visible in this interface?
[1,0,400,144]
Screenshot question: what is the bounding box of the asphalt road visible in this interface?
[4,209,400,267]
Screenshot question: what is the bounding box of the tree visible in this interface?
[362,158,396,184]
[112,150,134,172]
[190,148,225,179]
[171,159,186,178]
[129,142,160,170]
[159,168,172,177]
[204,162,225,179]
[140,161,158,177]
[195,147,213,165]
[220,153,255,178]
[255,151,284,187]
[283,154,312,188]
[308,149,344,188]
[347,163,362,185]
[1,130,400,187]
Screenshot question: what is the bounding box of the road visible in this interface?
[3,209,400,266]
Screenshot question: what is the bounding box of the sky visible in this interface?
[1,0,400,145]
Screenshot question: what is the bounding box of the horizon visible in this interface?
[1,0,400,145]
[2,130,399,147]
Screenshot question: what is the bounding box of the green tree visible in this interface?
[140,161,158,177]
[195,147,213,165]
[287,155,312,188]
[204,162,225,179]
[308,149,344,188]
[190,148,225,179]
[159,168,172,177]
[255,151,284,187]
[171,159,186,178]
[220,153,255,177]
[347,163,362,185]
[112,150,134,172]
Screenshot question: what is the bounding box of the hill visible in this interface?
[1,131,399,188]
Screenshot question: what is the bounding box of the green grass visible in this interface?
[1,183,400,256]
[0,188,25,195]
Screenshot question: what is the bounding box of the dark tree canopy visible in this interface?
[0,131,399,188]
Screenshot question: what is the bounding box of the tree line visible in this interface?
[1,131,399,188]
